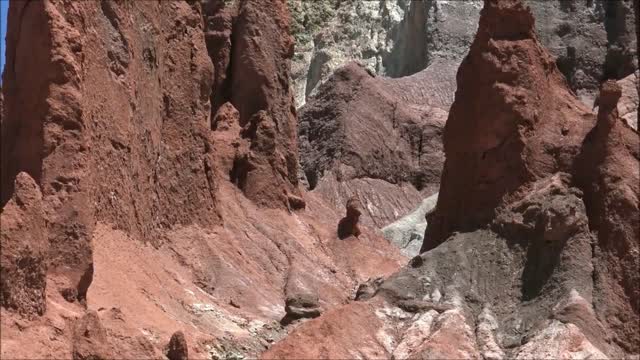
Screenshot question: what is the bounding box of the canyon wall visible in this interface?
[291,0,638,107]
[0,1,404,358]
[0,0,637,358]
[267,0,639,357]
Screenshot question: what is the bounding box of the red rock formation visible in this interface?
[0,172,48,317]
[72,311,114,360]
[574,80,640,352]
[203,0,234,114]
[422,0,595,251]
[265,0,636,358]
[202,0,303,209]
[1,0,222,301]
[417,0,639,354]
[1,0,96,302]
[0,2,405,358]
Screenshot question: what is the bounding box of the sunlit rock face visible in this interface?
[291,0,637,108]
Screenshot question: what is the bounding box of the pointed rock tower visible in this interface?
[423,0,594,251]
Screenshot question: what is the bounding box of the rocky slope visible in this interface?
[267,0,639,358]
[0,0,638,358]
[298,62,447,228]
[0,1,404,358]
[291,0,638,107]
[295,0,638,249]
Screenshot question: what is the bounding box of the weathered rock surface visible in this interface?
[203,0,304,210]
[0,0,637,358]
[281,292,322,325]
[423,0,595,251]
[299,62,447,228]
[0,1,405,359]
[354,277,384,301]
[72,311,114,360]
[166,331,189,360]
[0,172,48,317]
[290,0,638,107]
[266,0,639,358]
[382,192,438,257]
[2,0,96,303]
[618,71,639,129]
[289,0,483,107]
[574,80,640,352]
[266,175,618,358]
[419,1,639,352]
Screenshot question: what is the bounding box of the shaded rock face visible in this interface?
[0,173,48,317]
[573,80,640,352]
[166,331,189,360]
[203,0,302,210]
[299,62,447,228]
[337,197,363,239]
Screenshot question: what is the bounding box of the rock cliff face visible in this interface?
[290,0,482,107]
[421,3,639,352]
[295,0,637,241]
[266,0,639,358]
[299,62,447,228]
[0,1,404,358]
[203,0,304,210]
[1,173,48,317]
[574,80,640,352]
[0,0,638,358]
[291,0,638,107]
[422,0,594,251]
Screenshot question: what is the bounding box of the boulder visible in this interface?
[166,331,189,360]
[281,293,322,325]
[337,197,363,239]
